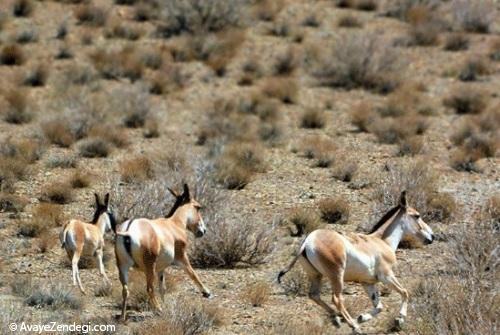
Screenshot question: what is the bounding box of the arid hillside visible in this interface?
[0,0,498,334]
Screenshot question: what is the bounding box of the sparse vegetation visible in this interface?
[243,281,271,307]
[120,155,154,183]
[287,207,322,237]
[40,181,73,204]
[444,33,469,51]
[452,0,494,33]
[0,44,25,66]
[74,4,107,27]
[318,197,350,224]
[300,108,326,129]
[444,87,487,114]
[78,137,111,158]
[2,90,32,124]
[300,135,336,168]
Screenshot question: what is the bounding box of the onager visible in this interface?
[60,193,116,294]
[278,191,434,333]
[115,184,210,321]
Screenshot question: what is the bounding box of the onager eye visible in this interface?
[414,214,420,219]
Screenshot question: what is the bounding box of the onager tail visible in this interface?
[278,239,306,284]
[60,224,69,248]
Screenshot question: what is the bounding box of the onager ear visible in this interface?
[399,190,407,208]
[168,187,180,198]
[104,193,110,207]
[183,183,190,200]
[94,193,100,206]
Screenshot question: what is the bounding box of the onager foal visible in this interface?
[60,193,116,294]
[278,191,434,333]
[115,184,210,321]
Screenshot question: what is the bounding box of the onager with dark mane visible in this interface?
[115,184,210,321]
[60,193,116,294]
[278,191,434,333]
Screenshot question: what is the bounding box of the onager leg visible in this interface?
[358,284,383,323]
[144,260,162,312]
[95,248,110,285]
[330,274,360,333]
[382,273,409,326]
[72,248,85,294]
[158,270,166,301]
[178,253,211,298]
[300,257,341,327]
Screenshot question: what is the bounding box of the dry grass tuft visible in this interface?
[18,203,63,237]
[242,281,271,307]
[300,135,336,168]
[350,102,376,132]
[90,47,143,81]
[0,44,25,66]
[444,87,487,114]
[2,89,32,124]
[300,108,326,129]
[40,181,73,204]
[332,157,358,182]
[489,38,500,61]
[272,47,299,76]
[444,33,469,51]
[120,155,155,183]
[405,5,441,46]
[308,33,401,94]
[287,207,321,237]
[68,169,91,188]
[317,197,350,224]
[261,77,298,104]
[12,0,33,17]
[74,4,107,27]
[458,57,490,82]
[0,193,28,213]
[252,0,284,22]
[78,137,111,158]
[452,0,494,33]
[104,21,142,41]
[338,14,363,28]
[42,120,75,147]
[23,64,48,87]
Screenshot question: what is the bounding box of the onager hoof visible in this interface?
[351,326,363,335]
[394,317,405,330]
[331,315,342,328]
[357,313,372,323]
[202,291,213,299]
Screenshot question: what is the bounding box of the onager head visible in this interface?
[167,184,206,238]
[398,191,434,245]
[92,193,115,233]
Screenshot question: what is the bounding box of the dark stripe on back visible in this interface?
[369,205,401,234]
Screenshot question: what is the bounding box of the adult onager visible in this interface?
[60,193,116,294]
[115,184,210,321]
[278,191,434,333]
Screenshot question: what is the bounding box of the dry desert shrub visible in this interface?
[88,125,128,148]
[350,102,377,132]
[371,160,457,229]
[300,135,336,168]
[40,181,73,204]
[272,47,299,76]
[156,0,246,38]
[338,14,363,28]
[317,197,350,224]
[42,120,75,147]
[287,207,322,237]
[332,158,358,182]
[405,5,441,46]
[12,0,33,17]
[252,0,284,22]
[120,155,155,183]
[261,77,298,104]
[452,0,494,33]
[37,232,57,253]
[74,4,107,27]
[68,169,91,188]
[90,46,143,81]
[15,28,38,44]
[2,89,32,124]
[56,45,73,61]
[308,33,401,94]
[78,137,111,158]
[408,203,498,335]
[443,33,469,51]
[300,108,326,129]
[242,281,271,307]
[444,87,488,114]
[383,0,441,21]
[139,297,223,335]
[458,57,490,82]
[272,319,327,335]
[238,59,263,86]
[104,21,142,41]
[302,13,321,27]
[0,193,27,213]
[18,203,63,237]
[23,64,48,87]
[0,44,25,66]
[11,277,83,310]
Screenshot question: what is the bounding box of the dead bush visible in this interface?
[242,281,271,307]
[0,44,25,66]
[351,102,377,132]
[444,87,488,114]
[458,57,490,82]
[134,3,157,21]
[2,89,32,124]
[0,193,28,213]
[452,0,494,33]
[78,137,111,158]
[338,15,362,28]
[104,21,142,41]
[40,181,73,204]
[300,108,326,129]
[74,4,107,27]
[15,28,38,44]
[444,33,469,51]
[406,5,441,46]
[46,154,77,169]
[398,135,424,156]
[141,297,223,334]
[88,125,128,148]
[37,232,57,254]
[90,47,143,81]
[143,117,160,138]
[12,0,33,17]
[278,267,309,297]
[42,120,75,147]
[309,33,401,94]
[120,155,154,183]
[302,13,320,27]
[252,0,284,21]
[23,64,48,87]
[68,169,90,188]
[272,48,299,76]
[318,197,350,224]
[489,38,500,61]
[332,159,358,182]
[301,135,336,168]
[0,157,27,192]
[156,0,246,38]
[261,77,298,104]
[18,279,83,310]
[287,207,321,237]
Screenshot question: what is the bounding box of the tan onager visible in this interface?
[60,193,115,294]
[114,184,211,321]
[278,191,434,333]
